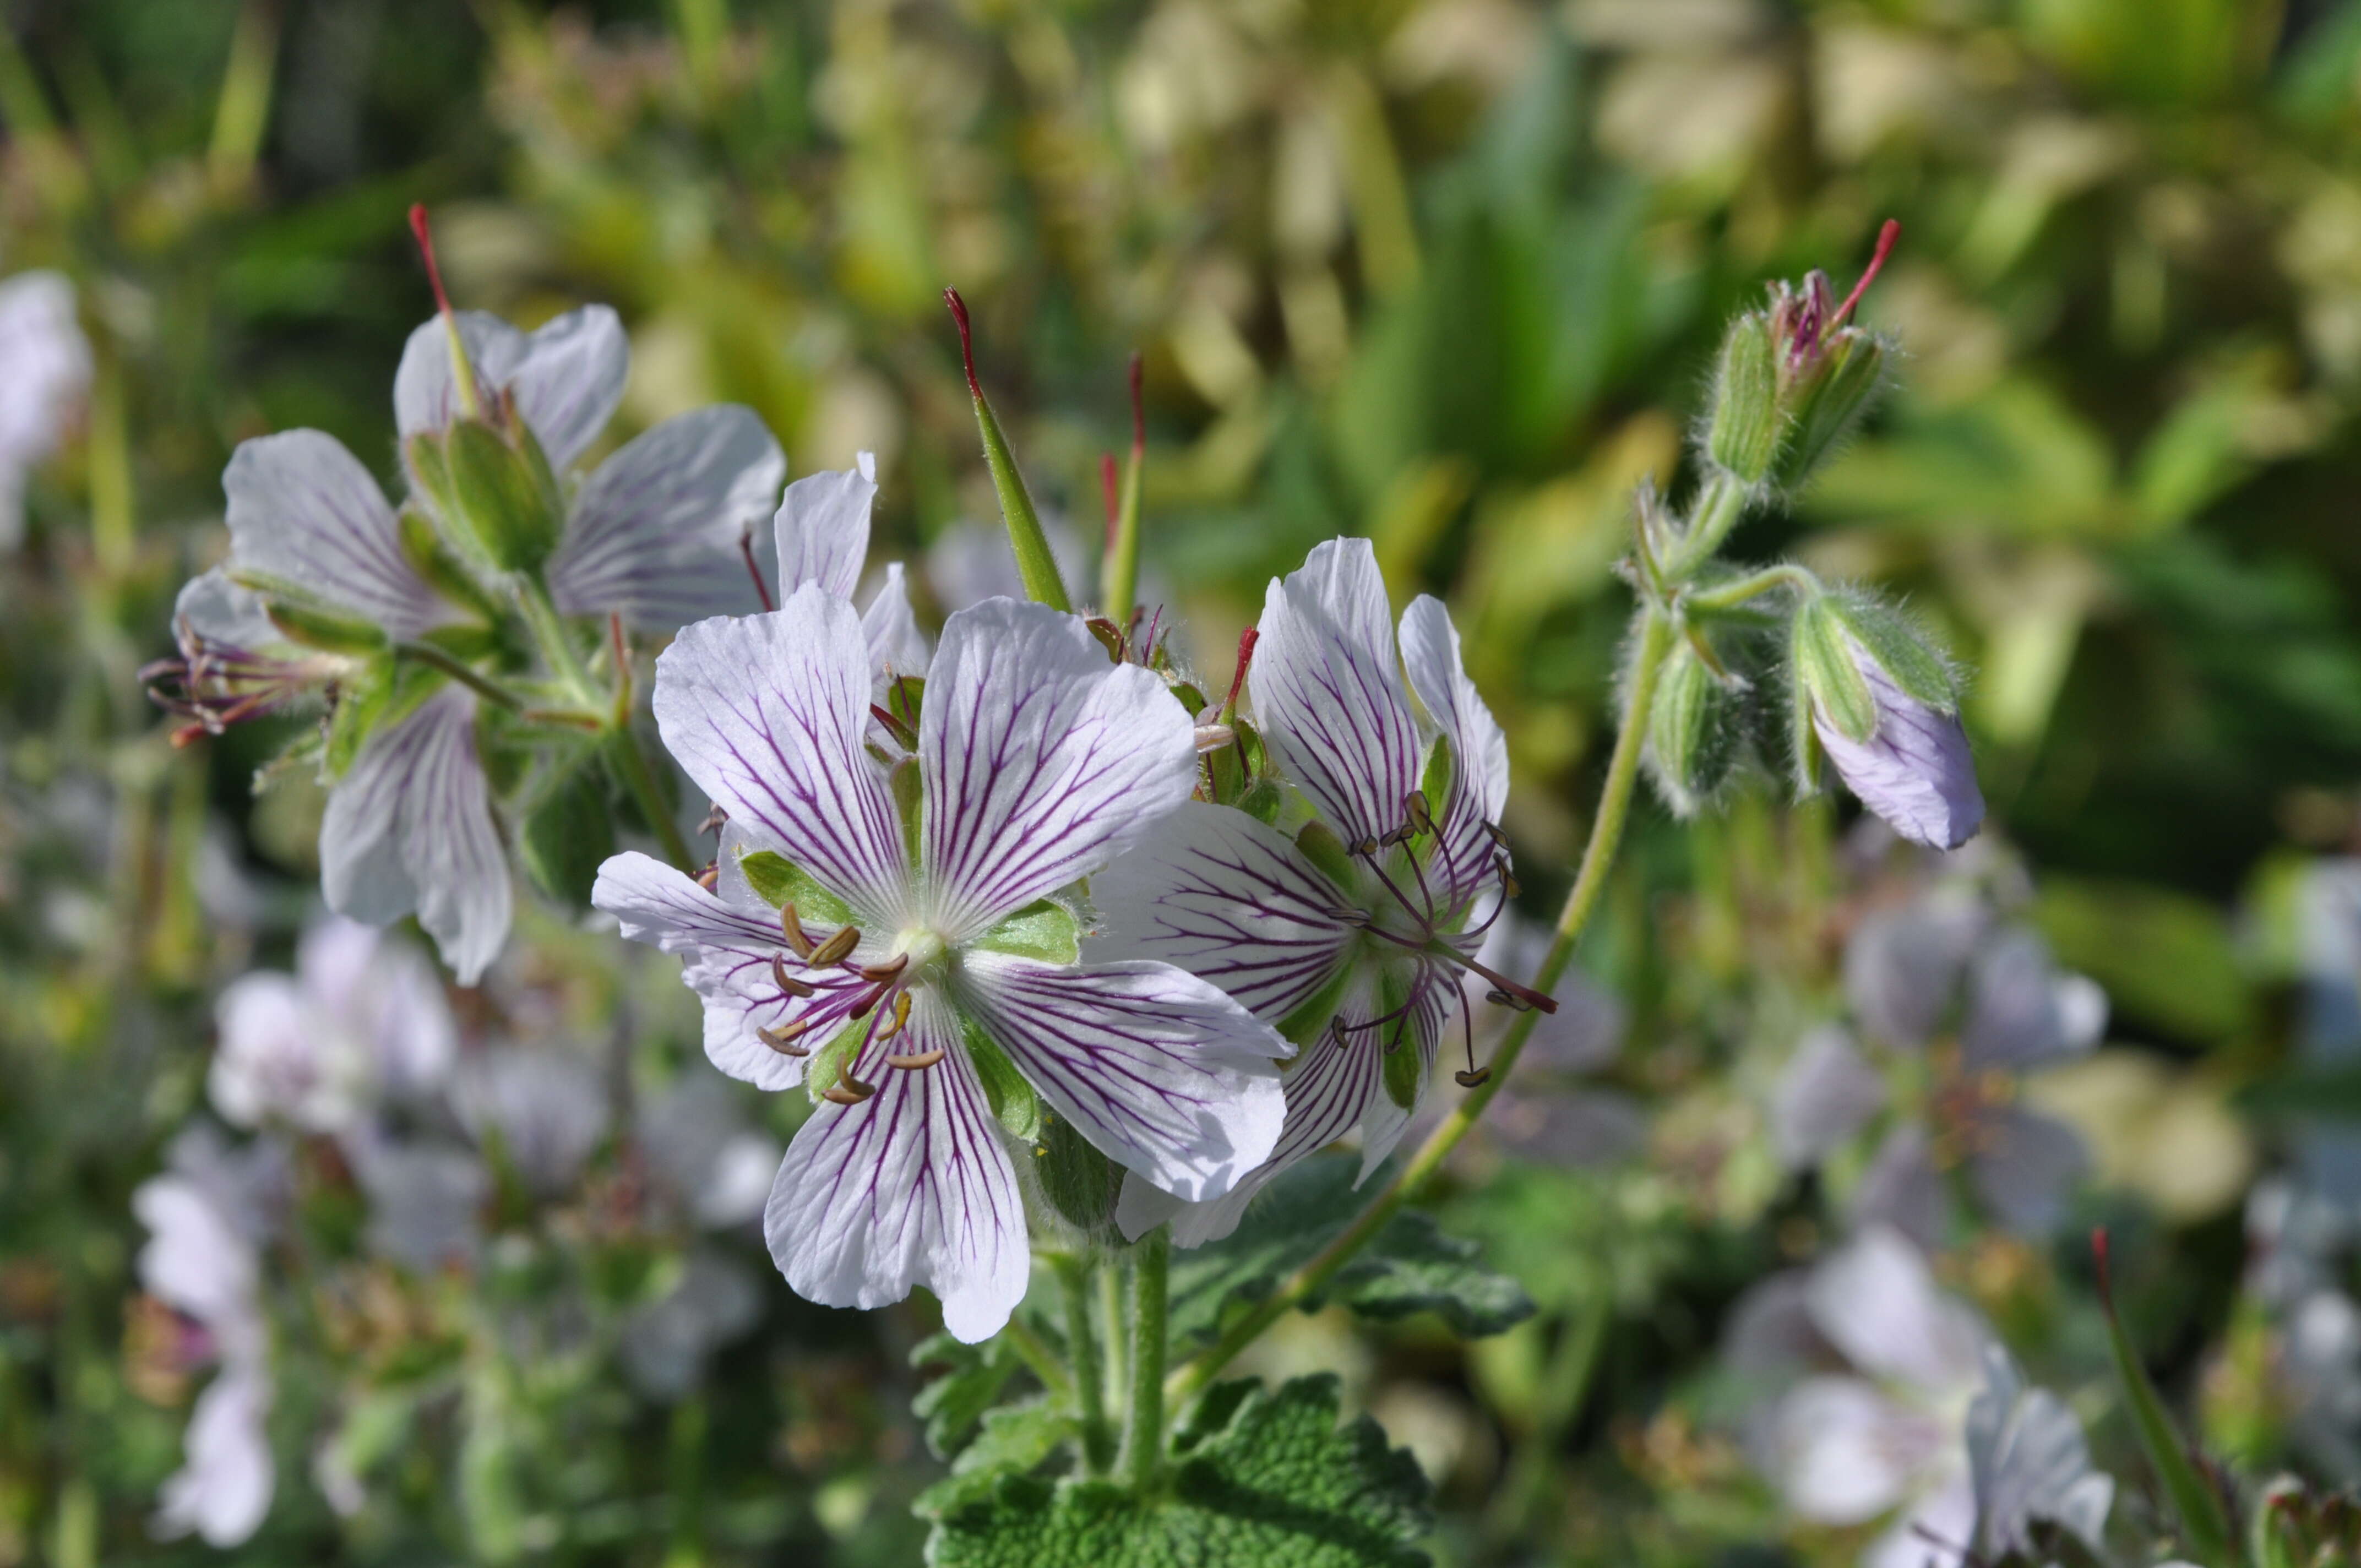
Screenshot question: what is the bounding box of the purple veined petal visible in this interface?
[592,850,880,1091]
[1088,802,1356,1027]
[1807,1224,1988,1396]
[1815,642,1984,852]
[546,405,786,631]
[223,430,446,640]
[919,598,1197,939]
[763,988,1029,1343]
[394,306,627,472]
[1770,1026,1887,1170]
[954,952,1288,1203]
[319,686,511,984]
[651,587,911,928]
[862,562,932,689]
[1117,994,1385,1246]
[1251,537,1422,853]
[1766,1374,1926,1526]
[1352,964,1455,1182]
[773,451,875,603]
[1969,1105,2087,1237]
[154,1362,275,1548]
[1397,594,1511,908]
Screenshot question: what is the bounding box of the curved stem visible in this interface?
[1672,472,1748,579]
[1120,1230,1169,1488]
[607,723,698,874]
[391,640,525,712]
[1054,1254,1114,1475]
[999,1314,1074,1407]
[1683,562,1819,615]
[1165,607,1675,1409]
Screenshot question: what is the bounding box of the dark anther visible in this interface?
[1353,836,1381,857]
[858,954,910,983]
[822,1073,877,1106]
[780,902,815,960]
[1485,988,1536,1012]
[1403,790,1433,836]
[809,925,861,966]
[1482,820,1511,850]
[1495,856,1520,900]
[770,956,816,998]
[1454,1067,1492,1088]
[886,1047,945,1071]
[847,982,888,1021]
[1329,907,1372,928]
[759,1020,813,1056]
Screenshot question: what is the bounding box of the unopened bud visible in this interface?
[1791,591,1983,851]
[1706,313,1781,488]
[405,406,564,575]
[1645,637,1738,818]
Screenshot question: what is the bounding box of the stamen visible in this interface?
[809,924,861,967]
[1403,790,1433,836]
[759,1020,813,1056]
[770,955,815,998]
[858,954,910,983]
[780,902,815,960]
[886,1046,943,1071]
[822,1073,877,1106]
[695,864,720,892]
[848,982,887,1021]
[1222,628,1259,721]
[1827,218,1900,333]
[739,531,775,613]
[877,990,914,1044]
[1495,855,1520,900]
[1454,1068,1492,1088]
[1328,907,1373,928]
[698,802,729,837]
[1485,988,1533,1012]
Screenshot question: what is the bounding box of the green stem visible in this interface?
[515,575,601,710]
[1100,1250,1128,1423]
[1054,1254,1114,1475]
[1673,472,1749,578]
[1480,1296,1611,1549]
[1120,1230,1169,1488]
[1682,562,1820,614]
[1166,608,1676,1408]
[999,1314,1074,1407]
[607,725,698,874]
[392,641,526,712]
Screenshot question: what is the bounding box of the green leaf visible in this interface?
[911,1331,1024,1461]
[916,1399,1079,1517]
[2097,1237,2235,1568]
[736,848,855,927]
[1167,1154,1533,1347]
[1036,1109,1120,1235]
[1789,596,1875,743]
[975,900,1081,965]
[518,747,616,908]
[926,1374,1432,1568]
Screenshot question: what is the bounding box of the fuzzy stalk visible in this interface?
[1120,1229,1170,1488]
[1054,1254,1115,1476]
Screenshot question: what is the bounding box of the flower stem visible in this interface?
[1682,561,1820,614]
[1119,1229,1169,1488]
[1673,472,1749,578]
[606,723,698,874]
[1100,353,1146,623]
[391,640,526,712]
[1165,607,1675,1409]
[999,1314,1074,1406]
[1054,1254,1114,1475]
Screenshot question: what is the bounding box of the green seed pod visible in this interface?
[1773,330,1886,490]
[1706,312,1782,488]
[1645,637,1738,817]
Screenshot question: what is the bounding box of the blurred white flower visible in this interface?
[0,270,91,548]
[638,1076,782,1229]
[1964,1346,2112,1560]
[619,1248,763,1398]
[453,1046,610,1197]
[209,917,456,1134]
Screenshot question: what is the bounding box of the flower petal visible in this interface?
[1397,594,1510,904]
[1088,802,1355,1027]
[1351,965,1455,1181]
[1768,1375,1925,1525]
[1816,644,1984,851]
[1769,1026,1886,1169]
[133,1176,259,1336]
[1843,895,1984,1048]
[762,989,1027,1342]
[319,686,511,984]
[1252,538,1422,851]
[1962,930,2106,1070]
[547,405,785,631]
[651,586,911,927]
[155,1364,275,1548]
[395,306,627,470]
[773,451,874,602]
[223,430,443,638]
[863,562,932,687]
[1807,1224,1987,1394]
[920,597,1196,939]
[592,850,875,1091]
[955,951,1288,1203]
[1970,1106,2087,1236]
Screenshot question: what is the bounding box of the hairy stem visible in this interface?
[1481,1295,1611,1549]
[391,640,526,712]
[1120,1230,1170,1488]
[1054,1254,1114,1475]
[1673,472,1749,577]
[1166,607,1675,1408]
[999,1314,1074,1407]
[1682,561,1820,614]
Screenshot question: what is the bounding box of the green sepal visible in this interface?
[1377,969,1421,1111]
[398,508,503,624]
[961,1015,1042,1142]
[736,849,856,927]
[965,362,1071,614]
[1774,329,1886,489]
[1033,1109,1119,1235]
[518,746,616,909]
[1237,776,1282,825]
[243,590,388,656]
[1789,596,1875,744]
[890,755,924,868]
[888,674,924,738]
[1644,637,1737,818]
[973,900,1080,965]
[415,620,506,666]
[1706,312,1780,488]
[804,1021,871,1105]
[1825,592,1957,713]
[1275,962,1352,1048]
[323,653,443,780]
[1167,679,1207,715]
[1418,734,1457,827]
[1294,819,1357,888]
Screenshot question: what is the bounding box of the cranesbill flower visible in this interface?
[0,269,91,548]
[1965,1346,2113,1561]
[591,584,1287,1340]
[767,450,931,688]
[1094,537,1541,1245]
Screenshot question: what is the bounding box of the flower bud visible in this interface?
[1790,593,1983,851]
[1644,635,1739,818]
[404,403,564,576]
[1705,313,1781,488]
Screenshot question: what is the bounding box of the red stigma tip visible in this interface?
[1100,452,1121,542]
[1829,218,1900,332]
[2090,1225,2113,1301]
[1127,351,1145,455]
[409,203,456,319]
[1225,627,1259,714]
[943,288,980,400]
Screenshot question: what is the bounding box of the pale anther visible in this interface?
[809,924,861,966]
[779,901,815,960]
[770,955,815,998]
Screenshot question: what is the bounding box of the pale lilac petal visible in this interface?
[1968,1346,2113,1557]
[133,1177,259,1337]
[155,1364,275,1548]
[292,918,455,1101]
[773,451,874,601]
[1768,1375,1925,1525]
[1721,1270,1827,1380]
[223,429,443,639]
[173,568,285,653]
[319,687,510,984]
[1397,594,1510,906]
[1087,803,1355,1027]
[395,307,627,470]
[592,851,875,1092]
[1969,1107,2086,1236]
[763,989,1028,1342]
[954,952,1287,1202]
[1845,896,1983,1048]
[1963,931,2106,1071]
[1851,1124,1946,1251]
[454,1048,610,1195]
[920,598,1196,939]
[1816,644,1983,851]
[345,1134,486,1269]
[1865,1474,1973,1568]
[209,971,372,1133]
[1252,538,1422,851]
[1807,1225,1987,1395]
[547,405,786,631]
[651,587,910,927]
[1770,1027,1886,1169]
[862,562,932,687]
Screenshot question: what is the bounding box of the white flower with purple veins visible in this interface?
[0,269,91,547]
[135,1163,275,1547]
[765,450,931,690]
[591,584,1288,1341]
[1726,1226,1991,1568]
[209,917,456,1134]
[1965,1346,2113,1561]
[1094,537,1543,1246]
